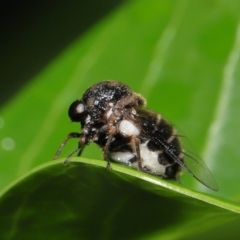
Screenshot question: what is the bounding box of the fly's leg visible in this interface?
[64,138,87,165]
[63,147,79,165]
[101,119,115,170]
[129,137,143,171]
[54,132,87,165]
[77,145,85,157]
[103,134,113,170]
[54,132,81,159]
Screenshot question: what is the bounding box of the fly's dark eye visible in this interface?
[68,100,86,122]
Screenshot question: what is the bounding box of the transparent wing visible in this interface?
[151,133,219,191]
[179,150,218,191]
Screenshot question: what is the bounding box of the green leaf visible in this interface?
[1,0,240,238]
[0,159,240,240]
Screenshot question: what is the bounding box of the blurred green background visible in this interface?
[1,0,240,238]
[0,0,124,184]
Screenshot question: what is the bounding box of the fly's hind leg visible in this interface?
[129,137,143,171]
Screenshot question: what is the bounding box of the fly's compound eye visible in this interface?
[68,100,87,122]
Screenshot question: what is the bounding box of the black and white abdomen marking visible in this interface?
[109,140,168,177]
[108,116,182,179]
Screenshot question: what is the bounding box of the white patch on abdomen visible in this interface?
[108,151,135,164]
[139,141,167,176]
[108,140,167,176]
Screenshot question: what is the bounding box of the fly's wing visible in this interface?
[175,128,218,191]
[178,150,218,191]
[151,132,219,191]
[123,109,218,191]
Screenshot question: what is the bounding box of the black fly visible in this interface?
[54,80,218,191]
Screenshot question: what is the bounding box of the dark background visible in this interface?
[0,0,124,107]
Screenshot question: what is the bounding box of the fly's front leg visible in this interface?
[54,132,81,159]
[63,148,80,165]
[64,134,87,165]
[77,144,85,157]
